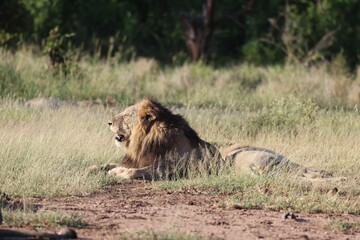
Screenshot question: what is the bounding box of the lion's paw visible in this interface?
[108,167,134,179]
[88,163,120,174]
[87,165,103,174]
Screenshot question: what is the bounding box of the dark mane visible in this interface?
[122,98,203,168]
[139,98,202,144]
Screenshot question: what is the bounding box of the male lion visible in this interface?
[93,98,337,181]
[96,98,222,179]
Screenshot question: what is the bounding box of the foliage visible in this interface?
[261,1,337,65]
[43,26,75,72]
[0,0,32,48]
[0,64,36,98]
[0,0,358,66]
[246,97,319,136]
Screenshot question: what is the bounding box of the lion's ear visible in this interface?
[138,98,158,131]
[139,111,156,132]
[141,112,156,122]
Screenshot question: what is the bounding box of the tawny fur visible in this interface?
[99,98,220,179]
[90,98,343,183]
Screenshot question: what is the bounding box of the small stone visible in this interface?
[232,204,243,210]
[57,228,77,239]
[299,235,309,240]
[283,212,297,220]
[328,187,338,196]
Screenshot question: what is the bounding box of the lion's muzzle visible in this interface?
[115,134,125,142]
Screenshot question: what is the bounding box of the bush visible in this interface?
[0,64,36,98]
[246,97,319,136]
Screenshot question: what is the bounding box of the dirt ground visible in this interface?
[2,180,360,239]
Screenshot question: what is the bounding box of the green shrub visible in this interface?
[246,97,319,136]
[0,64,37,98]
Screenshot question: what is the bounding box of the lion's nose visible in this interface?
[108,121,113,126]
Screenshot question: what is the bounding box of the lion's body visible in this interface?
[91,98,341,182]
[220,145,334,180]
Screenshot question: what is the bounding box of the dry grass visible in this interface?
[1,47,360,108]
[1,47,360,214]
[120,229,215,240]
[158,102,360,214]
[0,98,359,214]
[0,101,120,197]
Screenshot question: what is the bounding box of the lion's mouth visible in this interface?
[115,134,125,142]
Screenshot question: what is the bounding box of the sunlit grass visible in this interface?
[1,47,360,108]
[0,102,120,197]
[158,102,360,214]
[2,209,87,228]
[120,229,216,240]
[327,219,360,233]
[1,47,360,215]
[1,97,360,214]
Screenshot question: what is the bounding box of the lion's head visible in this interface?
[108,98,221,170]
[108,103,138,148]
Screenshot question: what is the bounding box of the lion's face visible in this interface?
[108,104,138,147]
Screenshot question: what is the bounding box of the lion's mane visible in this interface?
[121,99,206,169]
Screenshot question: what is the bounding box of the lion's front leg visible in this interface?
[88,163,121,173]
[108,166,155,180]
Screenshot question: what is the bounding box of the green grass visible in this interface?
[120,229,217,240]
[1,47,360,216]
[0,102,119,197]
[156,173,360,214]
[2,208,87,228]
[1,98,360,214]
[327,220,360,233]
[1,47,360,108]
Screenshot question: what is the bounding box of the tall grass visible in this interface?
[160,100,360,214]
[0,47,360,213]
[1,47,360,108]
[0,101,120,197]
[120,229,216,240]
[0,98,359,213]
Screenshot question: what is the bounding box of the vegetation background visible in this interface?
[1,0,360,67]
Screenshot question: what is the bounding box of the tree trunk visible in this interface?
[180,0,215,62]
[179,0,256,63]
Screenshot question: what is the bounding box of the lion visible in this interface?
[92,98,341,182]
[94,98,223,179]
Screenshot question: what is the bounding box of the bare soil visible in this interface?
[2,180,360,239]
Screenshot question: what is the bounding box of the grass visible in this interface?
[0,101,118,197]
[1,99,359,214]
[1,47,360,218]
[327,220,360,233]
[120,229,217,240]
[1,47,360,108]
[157,103,360,214]
[2,208,87,228]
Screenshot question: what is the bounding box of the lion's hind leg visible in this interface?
[224,146,292,175]
[225,145,346,184]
